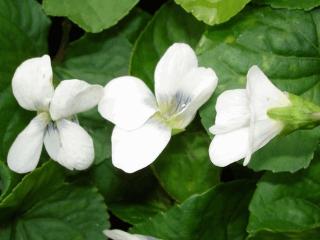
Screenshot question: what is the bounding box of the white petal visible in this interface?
[155,43,198,106]
[209,119,283,167]
[246,65,291,120]
[7,113,49,173]
[98,76,158,130]
[169,67,218,129]
[44,119,94,170]
[209,89,250,134]
[43,122,60,161]
[246,119,283,165]
[209,127,249,167]
[111,117,171,173]
[50,80,103,121]
[12,55,54,111]
[103,230,157,240]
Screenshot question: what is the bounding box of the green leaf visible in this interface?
[198,6,320,172]
[248,230,320,240]
[0,162,65,221]
[109,187,172,225]
[0,0,50,161]
[130,2,205,89]
[174,0,251,25]
[90,159,172,224]
[54,35,132,86]
[0,161,20,201]
[153,130,220,202]
[247,160,320,239]
[112,8,151,44]
[90,159,161,203]
[54,8,150,84]
[248,128,320,173]
[43,0,139,33]
[253,0,320,10]
[0,162,10,199]
[1,185,108,240]
[133,180,255,240]
[0,162,108,240]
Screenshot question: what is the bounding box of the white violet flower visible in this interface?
[104,229,158,240]
[7,55,103,173]
[209,65,291,167]
[98,43,218,173]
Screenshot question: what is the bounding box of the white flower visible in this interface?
[209,65,291,167]
[7,55,103,173]
[98,43,218,173]
[103,229,158,240]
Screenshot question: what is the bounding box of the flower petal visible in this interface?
[98,76,158,130]
[12,55,54,111]
[209,127,249,167]
[43,122,60,161]
[103,229,157,240]
[209,119,283,167]
[246,65,290,120]
[50,80,103,121]
[44,119,94,170]
[209,89,250,134]
[7,113,49,173]
[243,119,283,166]
[154,43,198,107]
[169,67,218,129]
[111,117,171,173]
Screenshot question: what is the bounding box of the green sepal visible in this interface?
[171,128,185,135]
[268,93,320,134]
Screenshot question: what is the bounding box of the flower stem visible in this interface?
[53,19,71,63]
